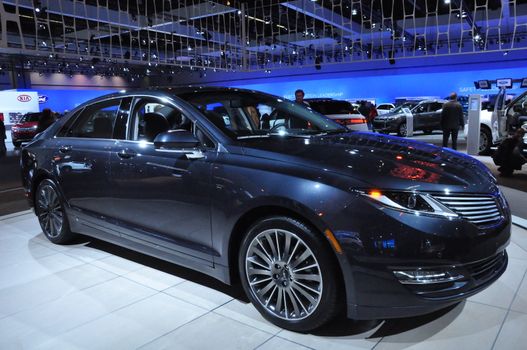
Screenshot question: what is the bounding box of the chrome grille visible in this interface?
[433,194,502,226]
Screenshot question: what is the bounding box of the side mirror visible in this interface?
[154,130,200,150]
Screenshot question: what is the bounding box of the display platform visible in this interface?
[0,210,526,349]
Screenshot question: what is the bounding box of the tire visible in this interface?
[238,216,341,332]
[35,179,75,244]
[423,129,433,135]
[13,141,22,148]
[479,126,492,155]
[397,122,407,137]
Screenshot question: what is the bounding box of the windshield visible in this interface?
[391,102,419,114]
[179,91,347,139]
[308,101,356,115]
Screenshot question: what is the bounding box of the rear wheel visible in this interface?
[35,179,75,244]
[423,129,433,135]
[239,216,340,332]
[397,122,407,137]
[479,126,492,155]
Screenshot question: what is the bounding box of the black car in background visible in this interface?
[21,88,509,331]
[373,99,447,136]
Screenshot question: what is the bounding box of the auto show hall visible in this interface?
[2,0,527,349]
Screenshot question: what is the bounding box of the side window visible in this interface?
[430,103,443,112]
[130,98,190,142]
[129,97,215,148]
[63,99,121,139]
[414,104,427,114]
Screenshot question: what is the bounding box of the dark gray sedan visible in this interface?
[20,88,509,331]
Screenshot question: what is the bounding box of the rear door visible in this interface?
[52,97,131,217]
[412,103,428,129]
[427,102,444,130]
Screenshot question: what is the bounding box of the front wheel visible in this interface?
[13,141,22,148]
[239,216,341,332]
[397,122,407,137]
[35,179,76,244]
[479,126,492,155]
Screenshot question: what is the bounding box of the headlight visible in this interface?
[361,190,458,218]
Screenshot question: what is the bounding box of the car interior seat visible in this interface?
[91,117,113,138]
[143,112,169,142]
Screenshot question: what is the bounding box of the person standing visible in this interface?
[294,89,310,106]
[440,92,464,150]
[492,128,526,177]
[0,114,6,157]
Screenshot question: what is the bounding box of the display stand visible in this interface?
[466,94,481,155]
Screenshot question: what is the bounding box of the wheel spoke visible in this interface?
[285,289,301,317]
[293,263,318,273]
[290,287,309,314]
[265,233,278,258]
[294,273,321,282]
[275,288,283,313]
[291,283,317,305]
[293,280,321,296]
[250,277,272,286]
[257,239,273,262]
[258,280,276,297]
[289,249,313,269]
[265,285,277,307]
[274,230,281,260]
[286,240,300,265]
[251,245,272,266]
[247,257,271,270]
[248,268,272,277]
[282,232,291,261]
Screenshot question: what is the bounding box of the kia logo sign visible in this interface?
[17,94,32,102]
[38,95,49,104]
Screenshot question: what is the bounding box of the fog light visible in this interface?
[393,269,463,284]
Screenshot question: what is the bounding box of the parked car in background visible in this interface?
[11,112,40,147]
[373,99,447,136]
[465,89,527,154]
[376,103,395,115]
[306,98,368,131]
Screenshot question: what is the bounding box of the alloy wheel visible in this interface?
[479,130,489,152]
[36,184,64,238]
[245,229,323,320]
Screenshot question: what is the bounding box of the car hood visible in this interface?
[239,132,498,193]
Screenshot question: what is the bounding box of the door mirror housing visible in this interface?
[154,130,200,150]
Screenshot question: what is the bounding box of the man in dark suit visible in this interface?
[441,92,465,150]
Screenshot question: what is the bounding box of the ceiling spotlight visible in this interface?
[352,9,358,16]
[444,0,451,4]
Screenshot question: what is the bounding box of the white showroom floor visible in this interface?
[1,210,527,350]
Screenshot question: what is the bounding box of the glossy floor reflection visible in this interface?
[1,210,526,350]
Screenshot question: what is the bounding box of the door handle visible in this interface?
[59,145,72,153]
[117,149,137,159]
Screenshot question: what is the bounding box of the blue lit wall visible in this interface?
[222,66,527,103]
[187,52,527,104]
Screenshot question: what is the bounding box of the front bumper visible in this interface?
[328,194,511,320]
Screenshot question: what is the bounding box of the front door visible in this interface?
[109,95,216,262]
